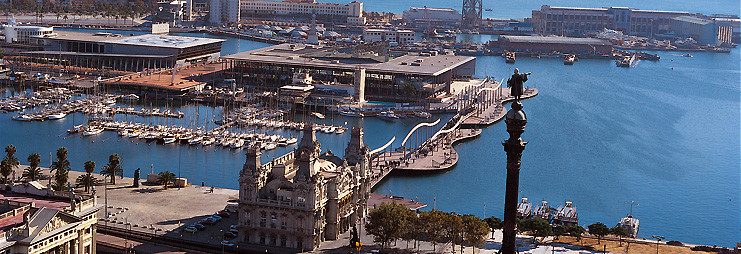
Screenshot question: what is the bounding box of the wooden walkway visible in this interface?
[463,87,538,126]
[367,86,538,176]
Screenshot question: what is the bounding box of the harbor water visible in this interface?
[0,30,739,247]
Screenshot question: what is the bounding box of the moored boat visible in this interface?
[617,215,640,238]
[339,110,364,117]
[82,127,104,136]
[378,111,399,120]
[564,54,576,65]
[47,112,67,120]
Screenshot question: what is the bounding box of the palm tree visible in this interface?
[82,160,95,192]
[50,147,70,175]
[23,153,42,181]
[4,144,19,169]
[157,171,176,189]
[63,14,68,24]
[0,158,12,184]
[100,154,123,184]
[50,147,70,189]
[76,174,99,192]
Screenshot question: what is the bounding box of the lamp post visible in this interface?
[652,235,664,254]
[500,100,527,254]
[220,229,225,254]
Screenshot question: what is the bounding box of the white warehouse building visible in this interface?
[240,0,365,25]
[363,29,415,44]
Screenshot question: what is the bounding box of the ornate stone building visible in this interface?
[237,125,370,251]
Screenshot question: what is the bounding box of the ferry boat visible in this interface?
[552,201,578,226]
[82,127,104,136]
[377,111,399,120]
[47,112,67,120]
[564,54,577,65]
[517,198,533,219]
[617,215,640,238]
[532,200,552,221]
[339,110,364,117]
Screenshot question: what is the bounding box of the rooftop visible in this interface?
[51,31,224,49]
[223,43,475,76]
[500,35,612,46]
[103,34,224,49]
[673,16,714,25]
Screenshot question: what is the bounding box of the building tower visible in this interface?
[501,100,527,254]
[461,0,482,29]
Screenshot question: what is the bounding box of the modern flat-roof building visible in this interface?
[240,0,365,25]
[0,181,102,254]
[3,25,54,44]
[221,43,476,101]
[362,29,415,45]
[13,30,224,73]
[402,7,461,28]
[532,5,691,37]
[498,35,612,55]
[670,16,737,45]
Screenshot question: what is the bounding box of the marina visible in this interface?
[0,24,736,248]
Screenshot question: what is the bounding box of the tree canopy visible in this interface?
[365,202,416,249]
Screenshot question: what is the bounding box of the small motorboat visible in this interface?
[311,112,325,119]
[286,137,298,145]
[682,53,693,57]
[82,127,104,136]
[47,112,67,120]
[377,111,399,120]
[339,110,364,117]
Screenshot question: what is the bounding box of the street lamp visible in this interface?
[652,235,664,254]
[220,229,225,254]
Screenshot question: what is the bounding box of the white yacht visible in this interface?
[47,112,67,120]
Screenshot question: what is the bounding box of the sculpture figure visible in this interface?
[507,68,531,101]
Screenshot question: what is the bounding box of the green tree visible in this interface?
[100,154,123,184]
[610,226,629,246]
[157,170,176,189]
[4,144,19,169]
[567,225,586,243]
[365,201,415,249]
[23,153,42,181]
[0,158,12,184]
[553,224,568,240]
[445,213,464,253]
[418,210,447,251]
[80,160,96,192]
[50,147,70,188]
[520,218,552,244]
[483,216,503,231]
[76,174,99,191]
[588,222,609,244]
[461,214,489,253]
[400,212,420,250]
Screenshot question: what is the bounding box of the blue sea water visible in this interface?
[0,28,739,246]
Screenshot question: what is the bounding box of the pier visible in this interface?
[365,82,538,181]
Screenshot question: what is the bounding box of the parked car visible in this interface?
[224,232,237,238]
[217,211,231,217]
[221,240,234,247]
[193,223,206,230]
[210,215,222,221]
[184,227,197,233]
[203,218,216,225]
